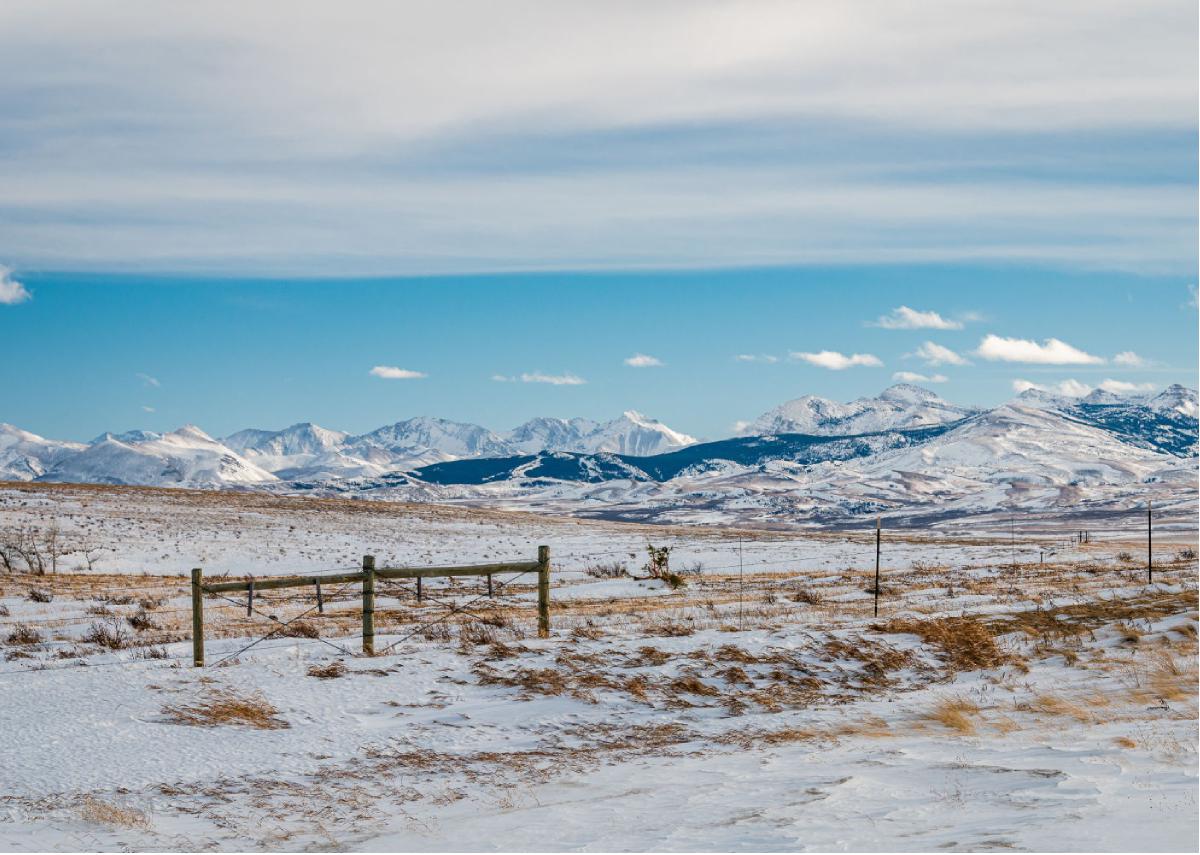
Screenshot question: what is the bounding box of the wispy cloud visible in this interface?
[1112,350,1148,367]
[978,334,1104,365]
[893,370,947,384]
[791,350,882,370]
[1099,378,1156,394]
[0,266,30,305]
[871,306,963,330]
[735,354,779,364]
[136,372,160,388]
[141,405,156,413]
[369,365,427,379]
[494,371,586,385]
[624,353,663,368]
[1012,378,1093,397]
[911,341,969,366]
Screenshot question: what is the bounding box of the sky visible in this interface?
[0,1,1196,441]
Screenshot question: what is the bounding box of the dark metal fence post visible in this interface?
[874,517,881,618]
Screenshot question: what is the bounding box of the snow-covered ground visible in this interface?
[0,484,1196,851]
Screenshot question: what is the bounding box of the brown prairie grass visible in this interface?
[78,795,151,830]
[162,688,289,729]
[880,616,1007,672]
[1113,735,1137,749]
[306,660,347,679]
[929,695,981,734]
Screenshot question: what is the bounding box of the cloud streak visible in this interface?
[369,365,427,379]
[791,350,882,370]
[912,341,969,366]
[978,334,1104,365]
[871,306,963,330]
[624,353,663,368]
[0,266,30,304]
[893,370,947,384]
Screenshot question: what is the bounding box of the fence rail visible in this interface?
[189,546,549,667]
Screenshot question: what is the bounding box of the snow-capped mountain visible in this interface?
[5,384,1194,527]
[41,425,277,488]
[0,424,86,481]
[745,384,977,436]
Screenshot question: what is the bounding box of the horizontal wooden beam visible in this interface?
[200,561,540,593]
[377,561,540,580]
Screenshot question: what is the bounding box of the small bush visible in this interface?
[1176,548,1197,561]
[83,619,130,649]
[643,544,672,579]
[664,572,687,590]
[584,561,628,579]
[6,624,42,645]
[929,696,980,734]
[27,589,52,603]
[791,589,822,605]
[0,604,9,617]
[1116,551,1133,563]
[278,620,319,639]
[126,610,160,632]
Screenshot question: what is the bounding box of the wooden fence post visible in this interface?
[191,567,204,667]
[537,545,550,638]
[1147,500,1153,584]
[362,555,375,655]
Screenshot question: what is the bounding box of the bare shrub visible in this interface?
[1176,548,1197,561]
[6,624,42,645]
[307,660,347,679]
[0,604,9,617]
[791,589,822,605]
[584,561,627,579]
[83,619,130,649]
[278,620,319,639]
[1116,551,1133,563]
[27,588,52,603]
[126,610,160,632]
[162,688,288,729]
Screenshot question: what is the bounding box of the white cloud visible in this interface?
[0,5,1192,275]
[735,354,779,363]
[0,266,30,304]
[732,419,753,434]
[911,341,969,366]
[791,350,882,370]
[1099,378,1156,394]
[136,372,160,388]
[141,405,156,413]
[1112,351,1148,367]
[892,371,947,384]
[978,334,1104,365]
[520,371,586,386]
[871,306,962,330]
[1011,378,1093,397]
[369,365,427,379]
[624,353,663,368]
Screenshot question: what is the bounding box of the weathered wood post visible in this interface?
[191,567,204,667]
[1147,500,1153,584]
[873,517,881,618]
[537,545,550,638]
[315,580,323,614]
[362,555,376,655]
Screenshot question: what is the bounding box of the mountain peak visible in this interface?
[877,383,942,404]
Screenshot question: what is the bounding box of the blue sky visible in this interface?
[0,2,1196,441]
[2,269,1195,442]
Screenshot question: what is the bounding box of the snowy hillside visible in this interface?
[745,384,977,436]
[42,426,277,488]
[0,424,86,481]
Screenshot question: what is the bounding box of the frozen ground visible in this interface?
[0,483,1196,852]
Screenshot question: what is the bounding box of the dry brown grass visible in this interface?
[1113,735,1137,749]
[879,616,1007,672]
[5,624,42,645]
[162,687,289,729]
[929,695,981,734]
[306,660,347,679]
[78,795,151,830]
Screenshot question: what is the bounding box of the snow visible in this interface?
[0,483,1195,851]
[745,384,977,436]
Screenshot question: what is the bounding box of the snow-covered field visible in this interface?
[1,483,1196,851]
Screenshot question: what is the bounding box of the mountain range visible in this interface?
[3,383,1196,526]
